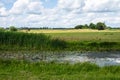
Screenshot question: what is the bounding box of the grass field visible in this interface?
[0,29,119,51]
[45,29,120,51]
[0,60,120,80]
[23,29,120,33]
[0,30,120,80]
[21,29,120,42]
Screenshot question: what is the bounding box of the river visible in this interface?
[0,51,120,67]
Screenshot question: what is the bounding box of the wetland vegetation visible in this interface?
[0,59,120,80]
[0,30,120,51]
[0,28,120,80]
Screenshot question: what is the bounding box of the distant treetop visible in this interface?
[74,22,107,30]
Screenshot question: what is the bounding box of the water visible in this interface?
[0,51,120,66]
[46,51,120,67]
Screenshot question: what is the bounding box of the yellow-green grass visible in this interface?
[20,29,120,42]
[47,32,120,42]
[20,29,120,33]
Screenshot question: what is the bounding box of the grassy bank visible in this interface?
[0,59,120,80]
[0,31,50,50]
[0,31,120,51]
[0,31,67,51]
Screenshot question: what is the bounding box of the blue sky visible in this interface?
[0,0,120,28]
[1,0,57,9]
[41,0,57,8]
[0,0,16,9]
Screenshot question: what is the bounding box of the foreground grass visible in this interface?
[0,60,120,80]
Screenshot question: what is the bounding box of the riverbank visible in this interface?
[0,30,120,80]
[0,59,120,80]
[0,31,120,51]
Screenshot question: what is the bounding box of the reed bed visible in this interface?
[0,31,67,51]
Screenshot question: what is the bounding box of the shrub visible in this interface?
[0,27,5,31]
[9,26,17,31]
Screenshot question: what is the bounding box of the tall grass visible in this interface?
[50,39,67,50]
[0,31,120,51]
[67,41,120,51]
[0,59,120,80]
[0,31,50,50]
[0,31,67,51]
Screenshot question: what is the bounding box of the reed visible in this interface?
[0,31,67,51]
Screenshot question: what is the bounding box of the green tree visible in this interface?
[9,26,17,31]
[96,22,106,30]
[89,23,96,29]
[82,24,89,29]
[75,25,83,29]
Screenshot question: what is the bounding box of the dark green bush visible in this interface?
[9,26,17,31]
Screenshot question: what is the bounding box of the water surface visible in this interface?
[0,51,120,66]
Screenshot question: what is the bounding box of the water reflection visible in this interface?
[46,51,120,66]
[0,51,120,66]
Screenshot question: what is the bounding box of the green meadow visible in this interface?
[0,29,120,80]
[0,60,120,80]
[21,29,120,42]
[0,29,120,51]
[47,32,120,42]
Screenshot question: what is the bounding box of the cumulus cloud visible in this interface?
[27,1,43,14]
[83,0,120,12]
[0,2,8,17]
[57,0,85,14]
[9,0,29,15]
[0,0,120,28]
[0,8,8,17]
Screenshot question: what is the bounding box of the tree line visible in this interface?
[74,22,107,30]
[0,22,120,31]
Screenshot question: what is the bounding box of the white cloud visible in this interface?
[0,7,8,17]
[83,0,120,12]
[9,0,44,15]
[0,2,8,17]
[9,0,29,15]
[27,1,43,14]
[57,0,85,14]
[0,0,120,28]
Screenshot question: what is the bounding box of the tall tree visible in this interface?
[89,23,96,29]
[75,25,83,29]
[96,22,106,30]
